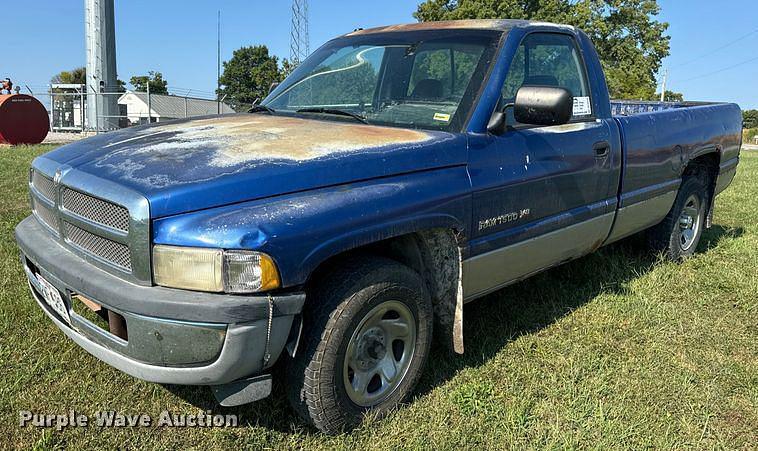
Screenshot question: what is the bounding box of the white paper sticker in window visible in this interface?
[573,97,592,116]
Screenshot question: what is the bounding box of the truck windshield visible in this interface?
[263,30,502,131]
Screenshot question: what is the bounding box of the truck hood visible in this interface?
[42,114,465,218]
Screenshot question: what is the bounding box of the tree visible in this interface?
[217,45,282,111]
[129,71,168,94]
[280,58,297,79]
[742,110,758,129]
[51,67,126,92]
[652,90,684,102]
[51,67,87,85]
[413,0,670,100]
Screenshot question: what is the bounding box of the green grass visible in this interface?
[1,145,756,450]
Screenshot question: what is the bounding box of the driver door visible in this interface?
[464,31,619,299]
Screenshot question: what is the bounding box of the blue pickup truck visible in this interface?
[16,19,741,433]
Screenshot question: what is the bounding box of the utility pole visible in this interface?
[217,10,221,115]
[146,81,151,124]
[660,69,668,102]
[85,0,119,131]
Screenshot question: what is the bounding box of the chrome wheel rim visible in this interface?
[343,300,416,407]
[678,194,702,251]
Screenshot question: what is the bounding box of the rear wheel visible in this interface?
[286,256,432,434]
[647,174,708,260]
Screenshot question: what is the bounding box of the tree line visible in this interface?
[51,46,284,112]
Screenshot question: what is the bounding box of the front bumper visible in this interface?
[15,216,305,386]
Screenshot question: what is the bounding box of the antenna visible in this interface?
[290,0,310,66]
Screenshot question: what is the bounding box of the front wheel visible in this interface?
[286,256,433,434]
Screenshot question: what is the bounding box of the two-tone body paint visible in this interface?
[615,102,743,204]
[458,25,623,298]
[16,19,745,403]
[605,102,743,243]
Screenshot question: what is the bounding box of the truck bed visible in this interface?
[604,100,743,243]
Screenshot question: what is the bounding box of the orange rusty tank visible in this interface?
[0,94,49,145]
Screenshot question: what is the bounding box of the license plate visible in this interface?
[36,274,71,324]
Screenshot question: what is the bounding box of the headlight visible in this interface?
[153,245,280,293]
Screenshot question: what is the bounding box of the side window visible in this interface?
[502,33,591,119]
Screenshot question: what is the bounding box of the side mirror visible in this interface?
[514,86,573,126]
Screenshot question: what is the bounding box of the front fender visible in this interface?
[153,167,471,287]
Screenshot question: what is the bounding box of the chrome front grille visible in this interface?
[64,222,132,270]
[28,165,150,284]
[32,198,59,233]
[62,188,130,232]
[32,171,56,201]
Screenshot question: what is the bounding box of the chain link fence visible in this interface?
[26,84,236,135]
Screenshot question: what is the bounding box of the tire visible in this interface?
[286,256,433,434]
[647,173,709,260]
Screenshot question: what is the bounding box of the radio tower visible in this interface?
[290,0,310,66]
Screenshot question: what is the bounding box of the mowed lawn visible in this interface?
[0,145,755,450]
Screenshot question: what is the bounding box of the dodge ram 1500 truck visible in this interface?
[15,19,741,434]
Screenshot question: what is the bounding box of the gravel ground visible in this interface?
[42,132,92,145]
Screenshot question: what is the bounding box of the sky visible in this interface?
[5,0,758,108]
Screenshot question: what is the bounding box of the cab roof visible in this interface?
[344,19,575,36]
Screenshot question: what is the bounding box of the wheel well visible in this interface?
[683,152,720,226]
[684,152,719,182]
[305,229,465,353]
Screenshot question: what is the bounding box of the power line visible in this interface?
[673,28,758,68]
[675,54,758,83]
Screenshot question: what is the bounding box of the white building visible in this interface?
[118,91,236,125]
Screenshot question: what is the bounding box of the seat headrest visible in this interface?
[411,79,444,99]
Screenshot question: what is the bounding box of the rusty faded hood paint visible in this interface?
[43,114,465,218]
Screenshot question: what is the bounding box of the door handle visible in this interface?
[593,141,610,157]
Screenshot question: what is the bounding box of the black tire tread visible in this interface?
[646,170,709,260]
[285,255,431,434]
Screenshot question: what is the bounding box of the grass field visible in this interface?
[1,145,756,449]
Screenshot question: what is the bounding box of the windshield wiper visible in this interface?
[296,107,368,124]
[248,105,276,114]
